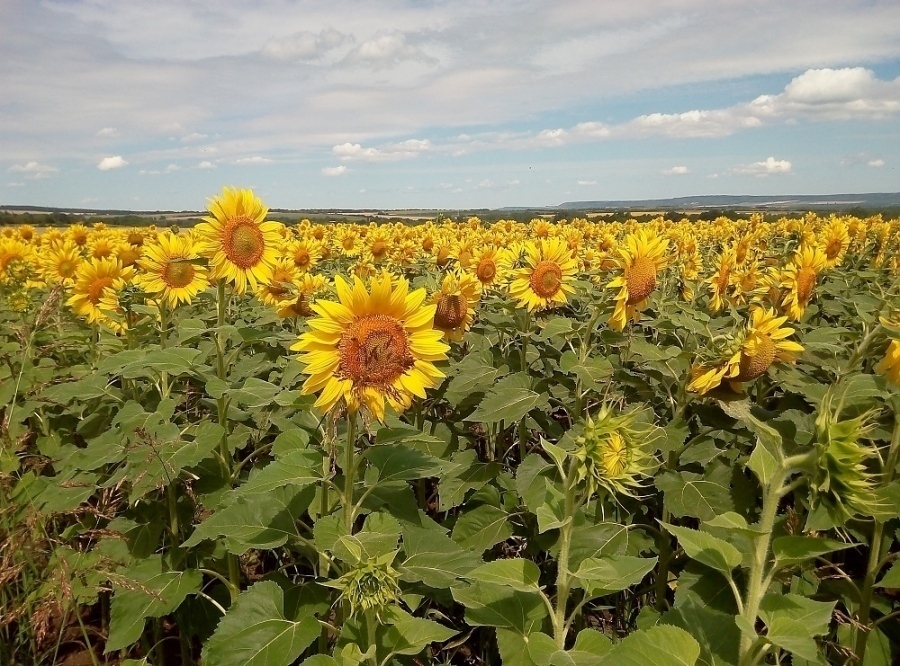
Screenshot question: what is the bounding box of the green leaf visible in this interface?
[399,526,482,588]
[380,606,457,656]
[465,374,548,424]
[570,629,614,664]
[202,581,320,666]
[771,536,856,568]
[573,556,657,595]
[230,378,282,408]
[452,582,548,633]
[236,449,322,497]
[656,471,734,522]
[661,523,742,574]
[747,436,780,487]
[876,560,900,588]
[662,600,740,666]
[597,624,700,665]
[468,559,542,591]
[451,504,513,553]
[107,559,202,652]
[759,593,836,638]
[365,444,444,483]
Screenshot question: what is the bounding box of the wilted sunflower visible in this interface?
[432,270,482,341]
[66,257,134,327]
[606,229,668,330]
[780,245,828,320]
[687,307,803,394]
[507,238,577,311]
[293,272,449,421]
[570,405,657,498]
[194,187,282,294]
[135,232,208,307]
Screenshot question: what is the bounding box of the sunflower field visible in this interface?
[2,188,900,666]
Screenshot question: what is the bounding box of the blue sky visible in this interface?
[2,0,899,211]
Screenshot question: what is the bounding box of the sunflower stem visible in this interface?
[518,309,532,461]
[553,466,579,649]
[344,412,359,535]
[158,300,170,400]
[853,404,900,663]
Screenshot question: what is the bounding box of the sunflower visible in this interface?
[707,246,737,312]
[293,272,449,421]
[819,218,850,268]
[876,317,900,385]
[66,257,134,327]
[432,270,482,341]
[135,232,208,307]
[194,187,282,294]
[333,226,362,257]
[606,229,668,330]
[39,241,82,286]
[780,245,828,320]
[256,257,300,307]
[507,238,577,312]
[284,238,322,273]
[0,239,35,283]
[469,246,509,290]
[687,307,803,394]
[276,273,327,319]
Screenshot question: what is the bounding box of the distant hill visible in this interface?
[554,192,900,211]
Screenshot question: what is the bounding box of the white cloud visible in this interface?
[97,155,128,170]
[262,28,351,61]
[730,156,792,177]
[322,165,348,176]
[664,165,690,175]
[96,127,118,137]
[343,31,437,68]
[234,156,273,165]
[333,139,431,163]
[180,132,208,143]
[5,182,25,188]
[196,161,216,169]
[577,179,597,186]
[8,161,59,179]
[869,158,885,167]
[165,163,181,172]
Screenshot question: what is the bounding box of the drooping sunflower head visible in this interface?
[432,270,482,341]
[293,272,449,421]
[507,238,578,312]
[134,232,208,307]
[194,187,282,294]
[570,405,657,498]
[806,408,881,528]
[780,245,828,321]
[606,228,668,331]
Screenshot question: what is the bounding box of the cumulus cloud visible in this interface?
[8,161,59,179]
[234,156,273,165]
[333,139,431,162]
[180,132,207,143]
[729,156,792,176]
[196,161,216,169]
[577,179,597,185]
[868,158,885,167]
[97,155,128,170]
[322,165,348,176]
[663,165,690,175]
[96,127,118,137]
[262,28,352,61]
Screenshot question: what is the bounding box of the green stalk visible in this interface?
[854,407,900,663]
[518,309,532,461]
[158,300,170,400]
[213,279,240,601]
[553,467,579,649]
[365,608,378,665]
[343,412,359,535]
[739,466,787,664]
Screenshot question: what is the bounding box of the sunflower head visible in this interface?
[570,405,657,498]
[432,271,482,341]
[507,238,577,311]
[806,408,880,528]
[606,229,668,331]
[325,551,402,619]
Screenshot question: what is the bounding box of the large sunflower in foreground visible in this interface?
[135,232,208,307]
[432,270,482,341]
[606,229,668,331]
[780,245,828,321]
[293,272,449,421]
[507,238,577,312]
[687,307,803,394]
[194,187,282,294]
[66,257,134,327]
